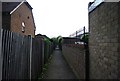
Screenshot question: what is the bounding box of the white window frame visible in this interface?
[22,22,25,33]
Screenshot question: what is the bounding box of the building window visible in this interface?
[27,16,30,19]
[22,22,25,33]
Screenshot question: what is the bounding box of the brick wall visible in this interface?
[89,2,120,79]
[11,3,35,37]
[62,44,85,79]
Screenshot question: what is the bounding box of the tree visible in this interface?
[57,35,63,50]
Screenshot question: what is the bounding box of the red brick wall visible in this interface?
[11,3,35,37]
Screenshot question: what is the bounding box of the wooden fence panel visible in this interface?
[10,32,16,79]
[13,33,21,79]
[2,30,8,79]
[31,37,42,79]
[7,30,13,79]
[0,29,54,80]
[0,29,3,81]
[1,30,31,79]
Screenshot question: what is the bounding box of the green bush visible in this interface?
[43,38,52,63]
[81,33,89,44]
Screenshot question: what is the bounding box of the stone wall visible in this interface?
[89,2,120,79]
[62,44,85,79]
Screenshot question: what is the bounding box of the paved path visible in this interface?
[44,49,77,79]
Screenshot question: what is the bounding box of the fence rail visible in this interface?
[69,27,85,37]
[0,29,54,80]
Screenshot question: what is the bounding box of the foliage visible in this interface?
[51,36,63,50]
[57,35,63,44]
[38,55,53,79]
[51,35,63,45]
[51,37,59,45]
[44,37,51,44]
[43,37,52,63]
[81,33,89,44]
[57,36,63,50]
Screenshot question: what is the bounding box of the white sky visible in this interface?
[27,0,93,38]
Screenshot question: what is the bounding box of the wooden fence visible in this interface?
[0,29,54,80]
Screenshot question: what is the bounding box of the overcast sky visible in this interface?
[27,0,93,38]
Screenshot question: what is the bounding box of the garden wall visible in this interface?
[62,44,85,79]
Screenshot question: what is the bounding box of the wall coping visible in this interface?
[88,0,104,13]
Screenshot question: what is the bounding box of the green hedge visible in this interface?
[43,38,53,63]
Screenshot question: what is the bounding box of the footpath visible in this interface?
[43,48,77,79]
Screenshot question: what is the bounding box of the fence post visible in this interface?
[84,27,89,80]
[0,1,2,28]
[29,35,32,80]
[42,39,44,66]
[76,31,77,37]
[76,31,77,43]
[0,29,3,81]
[0,2,2,80]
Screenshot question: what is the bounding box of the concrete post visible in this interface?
[29,35,32,80]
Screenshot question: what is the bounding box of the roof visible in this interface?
[2,2,20,12]
[35,34,51,40]
[2,1,33,13]
[63,37,79,40]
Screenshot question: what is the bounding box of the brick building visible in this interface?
[2,0,36,37]
[89,0,120,79]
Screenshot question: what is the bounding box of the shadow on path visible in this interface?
[44,49,77,79]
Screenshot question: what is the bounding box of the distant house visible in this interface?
[2,0,36,37]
